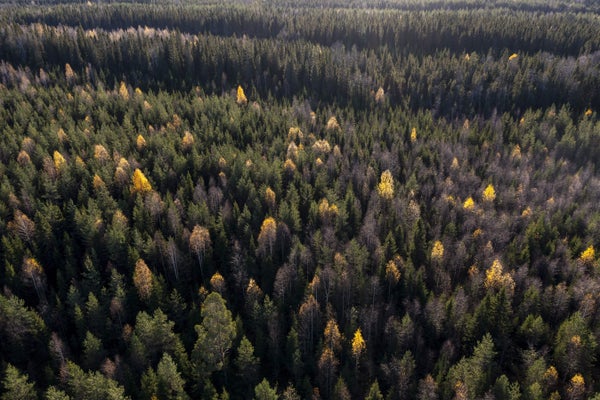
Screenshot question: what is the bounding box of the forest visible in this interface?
[0,0,600,399]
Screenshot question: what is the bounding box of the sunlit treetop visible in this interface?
[236,85,248,105]
[132,169,152,194]
[377,170,394,200]
[463,197,475,210]
[53,151,66,171]
[410,127,417,142]
[579,245,595,265]
[482,184,496,203]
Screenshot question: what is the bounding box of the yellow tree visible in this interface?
[323,319,342,354]
[65,63,75,83]
[181,131,194,151]
[579,245,595,265]
[463,197,475,211]
[189,225,211,279]
[210,272,226,295]
[265,187,276,211]
[236,85,247,105]
[257,217,277,258]
[482,184,496,203]
[431,240,445,264]
[326,116,340,131]
[22,257,46,303]
[53,151,66,171]
[567,374,585,400]
[351,328,366,368]
[93,144,110,162]
[119,81,129,100]
[133,259,153,301]
[377,170,394,200]
[136,134,147,150]
[485,258,515,294]
[385,258,401,297]
[374,87,385,103]
[131,169,152,194]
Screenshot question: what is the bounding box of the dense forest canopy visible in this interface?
[1,0,600,399]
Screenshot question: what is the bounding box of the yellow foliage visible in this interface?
[318,198,338,223]
[485,258,515,293]
[210,271,226,294]
[374,87,385,103]
[265,187,276,209]
[17,150,31,165]
[351,329,366,362]
[326,116,340,131]
[133,259,153,301]
[324,319,342,353]
[431,240,444,263]
[463,197,475,210]
[65,63,75,82]
[570,373,584,386]
[57,128,68,143]
[118,157,130,170]
[410,127,417,143]
[284,158,297,174]
[508,53,518,61]
[512,144,522,159]
[258,217,277,256]
[119,81,129,100]
[189,225,211,257]
[385,259,401,285]
[377,170,394,200]
[288,127,303,141]
[482,184,496,202]
[451,157,459,169]
[312,139,331,154]
[131,168,152,194]
[236,85,247,105]
[570,335,582,347]
[94,144,110,162]
[53,151,66,171]
[182,131,194,151]
[585,108,593,117]
[92,174,105,190]
[136,134,147,150]
[544,366,558,384]
[218,156,227,169]
[579,245,595,264]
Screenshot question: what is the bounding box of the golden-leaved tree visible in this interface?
[133,259,153,301]
[377,170,394,200]
[236,85,247,105]
[257,217,277,258]
[132,169,152,194]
